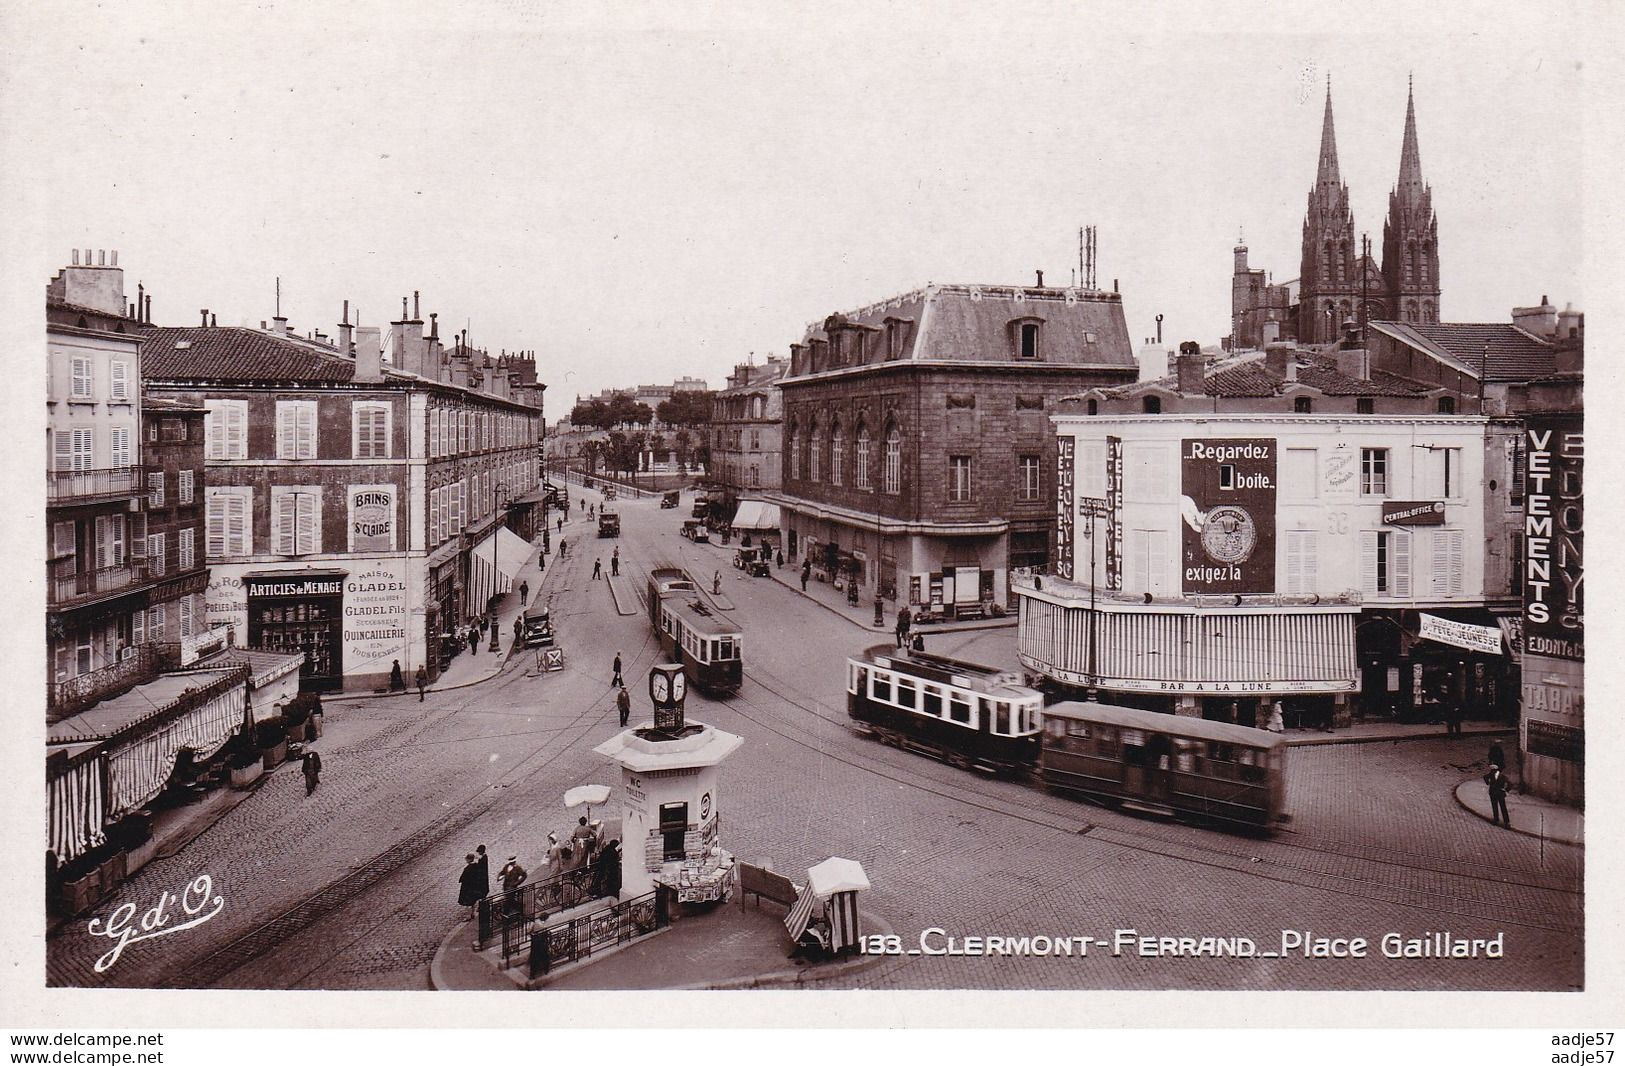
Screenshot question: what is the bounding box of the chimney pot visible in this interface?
[211,313,217,327]
[72,249,80,265]
[1036,269,1044,287]
[200,308,209,326]
[413,290,420,319]
[98,249,105,266]
[111,251,118,266]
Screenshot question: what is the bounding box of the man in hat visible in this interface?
[302,747,322,795]
[415,664,428,702]
[611,652,624,688]
[617,685,631,727]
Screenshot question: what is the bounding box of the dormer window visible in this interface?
[1143,396,1162,414]
[1294,396,1312,413]
[1009,316,1044,360]
[1087,399,1098,416]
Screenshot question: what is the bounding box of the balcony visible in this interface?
[49,557,150,608]
[48,642,181,721]
[47,466,148,505]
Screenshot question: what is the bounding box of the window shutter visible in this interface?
[228,491,249,556]
[148,471,164,507]
[296,493,318,554]
[73,429,94,471]
[277,403,294,459]
[1284,531,1303,594]
[227,403,245,459]
[54,521,76,557]
[132,609,145,646]
[205,409,221,461]
[148,533,165,575]
[1393,530,1412,598]
[72,358,92,398]
[95,516,111,570]
[179,469,194,503]
[179,529,194,570]
[277,492,297,554]
[111,427,131,469]
[1360,531,1378,595]
[53,431,73,473]
[206,495,226,557]
[180,596,194,638]
[1434,529,1463,596]
[297,404,315,459]
[110,361,129,400]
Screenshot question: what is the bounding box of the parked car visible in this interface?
[520,605,555,647]
[681,519,710,543]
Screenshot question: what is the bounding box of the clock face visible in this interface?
[651,673,670,703]
[671,671,686,702]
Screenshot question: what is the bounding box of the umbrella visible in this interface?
[805,857,870,898]
[564,784,611,822]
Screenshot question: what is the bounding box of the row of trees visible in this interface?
[572,390,715,478]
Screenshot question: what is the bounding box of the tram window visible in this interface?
[1094,726,1120,758]
[1022,704,1038,733]
[948,694,973,726]
[871,672,892,702]
[993,702,1010,735]
[921,684,943,718]
[1172,738,1200,772]
[1045,718,1067,739]
[849,665,863,694]
[895,677,917,709]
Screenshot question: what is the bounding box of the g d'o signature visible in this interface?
[86,874,224,973]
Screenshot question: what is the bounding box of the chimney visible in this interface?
[1511,296,1557,339]
[1036,269,1045,287]
[1264,343,1291,378]
[1176,353,1204,394]
[200,308,209,327]
[412,290,421,322]
[144,294,152,324]
[1555,302,1583,342]
[211,313,217,327]
[1336,346,1368,380]
[355,326,384,383]
[337,301,354,358]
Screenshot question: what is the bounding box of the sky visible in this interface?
[5,0,1596,408]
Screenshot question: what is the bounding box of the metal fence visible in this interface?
[477,864,607,962]
[528,891,665,979]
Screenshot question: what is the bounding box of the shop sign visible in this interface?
[246,575,344,598]
[1024,661,1356,694]
[1524,719,1583,763]
[1180,438,1277,594]
[1522,417,1583,660]
[1496,616,1523,663]
[204,574,248,641]
[1322,441,1357,502]
[349,485,397,552]
[1055,437,1074,580]
[344,562,408,671]
[1417,613,1503,655]
[1381,500,1445,526]
[1105,436,1123,591]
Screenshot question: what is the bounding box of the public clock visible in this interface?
[671,670,686,704]
[649,663,685,709]
[651,671,670,705]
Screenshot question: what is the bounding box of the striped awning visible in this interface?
[48,744,106,867]
[784,883,816,942]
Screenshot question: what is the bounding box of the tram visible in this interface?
[1039,701,1288,832]
[647,566,743,696]
[845,645,1043,775]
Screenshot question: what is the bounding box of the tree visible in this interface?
[658,390,714,429]
[570,398,610,430]
[673,428,692,474]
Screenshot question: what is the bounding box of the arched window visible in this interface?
[1437,396,1456,414]
[1339,240,1350,282]
[808,422,821,482]
[883,425,902,495]
[1294,396,1312,413]
[1143,395,1162,414]
[1422,300,1435,323]
[855,425,872,490]
[830,419,844,487]
[788,421,801,480]
[1087,398,1098,416]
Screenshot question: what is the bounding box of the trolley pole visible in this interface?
[1080,497,1109,701]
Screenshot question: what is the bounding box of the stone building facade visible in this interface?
[709,355,787,511]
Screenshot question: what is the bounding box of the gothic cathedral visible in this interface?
[1232,81,1440,349]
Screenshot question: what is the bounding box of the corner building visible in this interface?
[766,282,1136,612]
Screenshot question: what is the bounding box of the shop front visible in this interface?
[1354,608,1516,724]
[245,570,346,692]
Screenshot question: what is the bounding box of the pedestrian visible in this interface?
[1445,697,1463,736]
[593,558,603,580]
[301,748,322,795]
[559,538,567,558]
[1487,741,1507,771]
[478,615,488,638]
[467,627,479,655]
[616,685,631,727]
[513,615,523,643]
[474,844,490,898]
[572,815,596,862]
[545,832,563,880]
[457,853,483,917]
[557,516,563,533]
[611,652,624,687]
[801,569,809,592]
[498,855,528,918]
[1266,700,1285,733]
[1484,764,1512,828]
[593,839,622,898]
[519,580,529,604]
[776,549,784,569]
[713,570,722,595]
[895,606,912,649]
[415,664,428,701]
[611,554,620,577]
[389,659,406,693]
[911,633,925,652]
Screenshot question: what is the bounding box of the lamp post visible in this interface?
[489,485,511,652]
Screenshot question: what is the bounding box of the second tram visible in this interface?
[845,645,1043,775]
[647,566,743,696]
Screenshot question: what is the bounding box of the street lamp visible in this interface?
[489,484,511,652]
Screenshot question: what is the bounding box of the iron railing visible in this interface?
[48,641,180,720]
[49,557,151,606]
[478,863,609,962]
[528,891,665,979]
[47,466,148,504]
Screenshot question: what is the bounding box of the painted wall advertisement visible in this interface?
[1522,416,1582,661]
[348,484,397,552]
[1055,437,1074,580]
[204,571,248,637]
[1105,435,1123,591]
[1179,438,1277,594]
[344,559,409,674]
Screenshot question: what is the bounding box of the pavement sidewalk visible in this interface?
[1454,776,1583,845]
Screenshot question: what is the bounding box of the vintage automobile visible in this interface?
[681,519,711,543]
[661,490,681,509]
[520,605,555,647]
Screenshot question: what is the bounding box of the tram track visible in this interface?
[721,654,1581,937]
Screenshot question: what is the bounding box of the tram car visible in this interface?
[1039,701,1287,832]
[647,566,743,696]
[845,645,1043,775]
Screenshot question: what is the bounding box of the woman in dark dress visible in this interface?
[457,853,483,916]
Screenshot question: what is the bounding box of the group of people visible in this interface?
[456,820,626,919]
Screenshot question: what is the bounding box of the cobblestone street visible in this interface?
[45,493,1582,992]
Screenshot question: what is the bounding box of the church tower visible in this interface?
[1298,84,1360,345]
[1381,78,1441,325]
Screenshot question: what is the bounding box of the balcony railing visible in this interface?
[49,557,150,607]
[47,466,148,504]
[48,642,181,721]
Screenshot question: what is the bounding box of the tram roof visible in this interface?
[669,594,743,637]
[1043,700,1287,749]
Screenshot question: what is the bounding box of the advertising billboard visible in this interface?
[1522,416,1582,660]
[1179,438,1276,594]
[1055,437,1074,580]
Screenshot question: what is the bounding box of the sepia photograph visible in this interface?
[2,0,1617,1047]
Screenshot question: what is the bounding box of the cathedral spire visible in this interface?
[1395,75,1424,195]
[1314,79,1342,187]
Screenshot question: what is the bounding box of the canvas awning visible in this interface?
[48,742,107,867]
[731,500,782,531]
[470,525,534,609]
